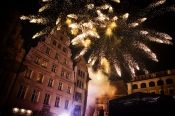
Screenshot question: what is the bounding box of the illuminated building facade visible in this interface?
[0,9,25,106]
[126,69,175,96]
[73,56,90,116]
[8,28,76,116]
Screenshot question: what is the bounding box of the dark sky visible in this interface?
[3,0,175,80]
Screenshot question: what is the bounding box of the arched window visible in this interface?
[157,80,164,86]
[149,81,155,87]
[132,84,138,89]
[166,78,173,84]
[141,83,146,88]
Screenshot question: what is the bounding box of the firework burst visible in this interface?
[20,0,174,78]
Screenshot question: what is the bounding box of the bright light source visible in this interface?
[12,107,19,113]
[59,113,69,116]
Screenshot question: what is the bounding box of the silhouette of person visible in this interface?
[99,106,104,116]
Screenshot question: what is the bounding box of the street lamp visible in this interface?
[12,107,32,115]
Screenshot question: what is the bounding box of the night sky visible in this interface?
[2,0,175,81]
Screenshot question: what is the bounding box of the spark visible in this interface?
[21,0,174,78]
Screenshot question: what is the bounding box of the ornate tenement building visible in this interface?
[0,9,25,105]
[126,69,175,96]
[73,56,90,116]
[6,27,90,116]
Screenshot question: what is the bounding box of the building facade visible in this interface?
[73,56,90,116]
[8,28,76,116]
[0,9,25,106]
[126,69,175,96]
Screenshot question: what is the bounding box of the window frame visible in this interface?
[31,89,40,102]
[17,85,27,99]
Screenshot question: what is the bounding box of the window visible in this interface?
[149,81,155,87]
[52,65,57,72]
[55,96,60,107]
[78,69,85,78]
[150,91,156,94]
[157,80,164,86]
[46,47,51,54]
[66,73,70,79]
[41,59,48,68]
[169,89,174,95]
[63,47,67,53]
[55,53,59,59]
[81,82,84,89]
[166,78,173,84]
[43,93,51,105]
[60,36,63,41]
[64,58,67,64]
[61,70,64,77]
[140,83,146,88]
[64,100,69,109]
[48,78,54,87]
[58,82,63,90]
[73,105,81,116]
[67,86,71,94]
[75,92,82,102]
[34,56,40,64]
[31,89,40,102]
[160,90,165,95]
[17,85,27,99]
[53,40,57,46]
[76,80,84,89]
[25,68,33,78]
[132,84,138,89]
[36,73,44,83]
[58,44,61,49]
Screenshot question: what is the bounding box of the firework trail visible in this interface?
[20,0,174,78]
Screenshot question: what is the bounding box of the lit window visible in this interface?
[46,47,51,54]
[31,89,40,102]
[34,56,40,64]
[41,59,48,68]
[64,100,69,109]
[52,65,57,72]
[58,82,63,90]
[17,85,27,99]
[36,73,44,83]
[25,68,33,78]
[48,78,54,87]
[55,96,60,107]
[43,93,51,105]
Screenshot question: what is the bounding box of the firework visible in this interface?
[20,0,174,78]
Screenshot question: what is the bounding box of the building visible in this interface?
[108,69,175,116]
[73,56,90,116]
[0,9,25,106]
[94,80,127,116]
[109,92,175,116]
[126,69,175,96]
[7,28,76,116]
